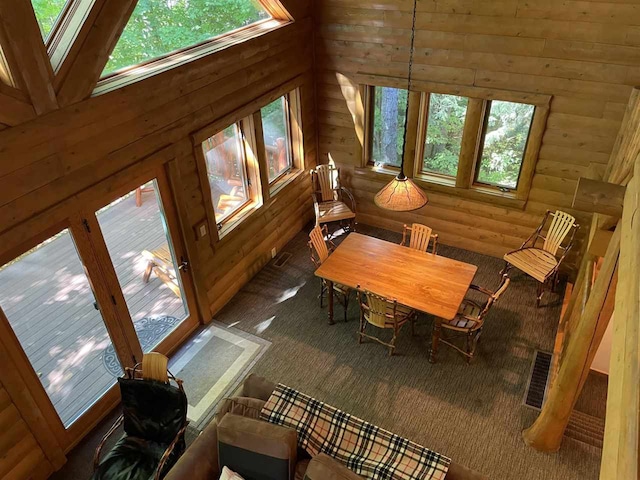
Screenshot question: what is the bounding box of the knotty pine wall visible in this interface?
[314,0,637,266]
[0,2,314,476]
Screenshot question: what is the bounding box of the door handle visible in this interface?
[178,257,189,272]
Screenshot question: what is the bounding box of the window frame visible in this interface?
[361,83,550,207]
[196,116,263,240]
[94,3,292,96]
[192,78,305,246]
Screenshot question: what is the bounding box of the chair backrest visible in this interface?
[480,274,511,319]
[542,210,576,256]
[308,225,330,266]
[120,354,187,443]
[362,291,395,328]
[402,223,436,253]
[313,164,339,202]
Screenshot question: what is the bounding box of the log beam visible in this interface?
[0,0,58,115]
[522,220,620,452]
[55,0,137,107]
[572,177,626,217]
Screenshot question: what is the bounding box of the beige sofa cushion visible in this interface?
[218,413,297,480]
[303,454,363,479]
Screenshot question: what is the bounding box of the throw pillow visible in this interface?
[220,466,245,480]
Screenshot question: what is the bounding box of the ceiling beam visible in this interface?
[572,177,626,218]
[0,83,36,125]
[55,0,137,107]
[0,0,58,115]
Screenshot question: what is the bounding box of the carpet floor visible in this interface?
[51,223,604,480]
[214,224,603,480]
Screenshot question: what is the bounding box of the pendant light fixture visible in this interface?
[374,0,428,212]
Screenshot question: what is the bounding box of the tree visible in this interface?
[423,94,468,176]
[372,87,407,168]
[31,0,68,39]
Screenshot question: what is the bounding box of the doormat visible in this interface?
[102,315,182,376]
[169,321,271,430]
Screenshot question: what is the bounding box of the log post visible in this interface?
[522,221,620,451]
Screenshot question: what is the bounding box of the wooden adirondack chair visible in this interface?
[501,210,578,307]
[400,223,439,254]
[310,164,356,235]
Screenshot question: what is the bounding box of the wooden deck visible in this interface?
[0,187,186,427]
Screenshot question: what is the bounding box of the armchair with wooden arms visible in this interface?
[308,225,351,322]
[310,164,356,235]
[357,290,417,357]
[401,223,439,254]
[93,353,188,480]
[430,274,510,364]
[501,210,578,307]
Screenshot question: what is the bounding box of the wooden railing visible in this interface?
[600,168,639,480]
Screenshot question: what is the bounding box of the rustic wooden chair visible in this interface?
[400,223,438,254]
[430,274,511,364]
[311,164,356,235]
[93,353,188,480]
[357,290,417,356]
[308,225,351,322]
[501,210,578,307]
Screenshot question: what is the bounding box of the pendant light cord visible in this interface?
[398,0,418,180]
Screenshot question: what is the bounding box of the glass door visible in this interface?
[0,226,122,429]
[89,173,199,359]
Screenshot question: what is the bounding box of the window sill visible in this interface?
[217,200,262,240]
[355,166,526,210]
[93,18,290,96]
[269,168,304,197]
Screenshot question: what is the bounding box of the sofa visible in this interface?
[165,374,488,480]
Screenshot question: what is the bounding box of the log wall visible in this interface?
[314,0,639,264]
[0,0,314,474]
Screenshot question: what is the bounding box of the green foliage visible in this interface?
[104,0,269,74]
[477,101,535,189]
[31,0,68,39]
[423,93,467,177]
[372,87,407,168]
[261,97,286,146]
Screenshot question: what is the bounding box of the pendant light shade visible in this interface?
[374,0,428,212]
[374,175,428,211]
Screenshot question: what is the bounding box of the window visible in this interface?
[103,0,271,76]
[476,100,535,190]
[422,93,468,177]
[370,86,408,168]
[261,96,293,183]
[31,0,69,40]
[363,85,549,203]
[202,123,253,226]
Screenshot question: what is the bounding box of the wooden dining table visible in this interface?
[314,233,478,361]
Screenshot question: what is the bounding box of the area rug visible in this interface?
[102,315,182,376]
[169,321,271,429]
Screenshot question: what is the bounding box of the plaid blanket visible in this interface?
[260,384,450,480]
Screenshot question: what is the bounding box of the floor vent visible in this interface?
[273,252,292,268]
[523,350,552,410]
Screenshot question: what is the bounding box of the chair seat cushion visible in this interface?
[318,201,355,223]
[504,248,558,283]
[93,435,174,480]
[303,453,363,479]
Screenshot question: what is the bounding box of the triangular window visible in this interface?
[31,0,70,40]
[103,0,271,76]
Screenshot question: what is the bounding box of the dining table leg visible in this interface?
[326,280,335,325]
[429,319,441,363]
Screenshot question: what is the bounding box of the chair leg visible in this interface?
[536,282,544,308]
[429,320,441,363]
[319,280,324,308]
[411,316,416,336]
[499,261,512,277]
[358,309,365,344]
[389,327,398,356]
[343,292,349,322]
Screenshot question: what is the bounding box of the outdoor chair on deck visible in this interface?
[311,164,356,236]
[308,224,351,322]
[357,291,417,356]
[430,274,510,364]
[501,210,578,307]
[93,353,188,480]
[400,223,438,254]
